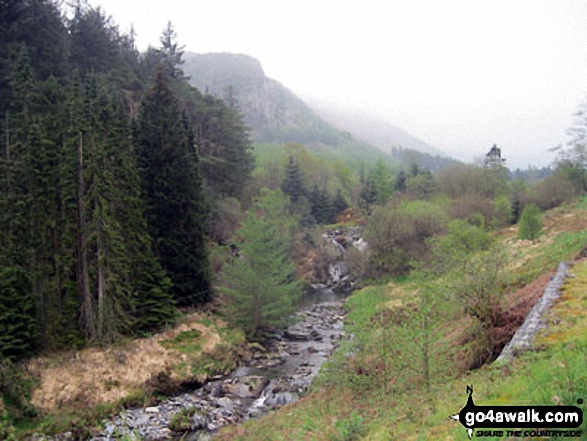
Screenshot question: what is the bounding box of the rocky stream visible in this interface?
[87,229,364,440]
[91,293,348,440]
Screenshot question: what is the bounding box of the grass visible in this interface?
[8,311,246,438]
[216,202,587,441]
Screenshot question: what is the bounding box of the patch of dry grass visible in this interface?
[27,312,228,413]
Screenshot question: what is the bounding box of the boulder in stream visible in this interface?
[223,375,269,398]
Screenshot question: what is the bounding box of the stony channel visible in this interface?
[92,291,349,440]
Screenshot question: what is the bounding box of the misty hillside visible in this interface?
[309,102,444,157]
[183,52,384,160]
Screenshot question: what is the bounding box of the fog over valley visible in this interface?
[92,0,587,170]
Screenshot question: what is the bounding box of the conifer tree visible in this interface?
[395,169,407,192]
[193,90,254,199]
[332,189,348,219]
[281,156,305,204]
[0,48,39,358]
[136,69,210,306]
[359,179,377,210]
[310,185,333,224]
[83,77,175,340]
[219,202,301,339]
[158,21,186,80]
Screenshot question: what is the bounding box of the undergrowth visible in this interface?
[216,203,587,441]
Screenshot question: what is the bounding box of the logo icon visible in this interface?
[450,385,583,439]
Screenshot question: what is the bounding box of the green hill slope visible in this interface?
[216,199,587,441]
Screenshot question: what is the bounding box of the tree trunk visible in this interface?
[76,131,95,341]
[96,223,104,340]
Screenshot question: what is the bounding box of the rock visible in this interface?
[265,392,297,408]
[145,406,159,413]
[216,397,234,408]
[223,375,269,398]
[284,330,310,341]
[353,237,368,252]
[206,381,225,398]
[247,342,266,352]
[105,424,116,436]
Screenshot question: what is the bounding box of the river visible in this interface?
[91,288,349,440]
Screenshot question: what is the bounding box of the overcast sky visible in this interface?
[92,0,587,169]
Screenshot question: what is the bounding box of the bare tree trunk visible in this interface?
[76,131,95,341]
[5,110,9,160]
[96,226,104,340]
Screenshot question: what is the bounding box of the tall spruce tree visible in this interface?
[219,202,301,339]
[193,90,254,199]
[0,48,39,358]
[83,76,175,340]
[281,156,305,204]
[332,189,348,219]
[136,69,210,306]
[310,185,333,224]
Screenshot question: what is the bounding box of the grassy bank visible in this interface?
[1,312,246,438]
[216,201,587,441]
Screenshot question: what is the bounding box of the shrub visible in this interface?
[449,195,495,226]
[436,164,508,199]
[332,411,365,441]
[523,173,577,211]
[365,199,447,274]
[518,204,543,240]
[169,407,197,432]
[426,219,494,275]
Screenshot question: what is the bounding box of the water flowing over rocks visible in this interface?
[310,226,367,294]
[86,299,348,440]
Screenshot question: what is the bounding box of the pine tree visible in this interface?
[219,209,301,339]
[395,170,407,192]
[310,186,333,224]
[158,21,186,80]
[372,157,393,204]
[0,48,39,358]
[193,89,254,199]
[281,156,305,204]
[68,3,121,75]
[332,189,348,220]
[0,267,37,359]
[359,179,377,210]
[136,69,210,307]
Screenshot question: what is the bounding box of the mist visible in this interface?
[94,0,587,169]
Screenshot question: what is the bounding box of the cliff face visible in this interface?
[183,52,382,159]
[184,53,309,137]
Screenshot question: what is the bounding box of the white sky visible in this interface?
[93,0,587,169]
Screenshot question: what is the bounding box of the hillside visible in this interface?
[216,199,587,440]
[183,52,387,161]
[309,101,445,157]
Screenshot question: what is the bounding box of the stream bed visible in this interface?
[92,290,349,440]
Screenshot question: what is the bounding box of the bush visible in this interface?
[523,173,577,211]
[518,204,543,240]
[332,411,365,441]
[426,220,494,275]
[0,361,38,421]
[169,407,197,432]
[365,199,447,274]
[449,195,495,227]
[436,164,508,199]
